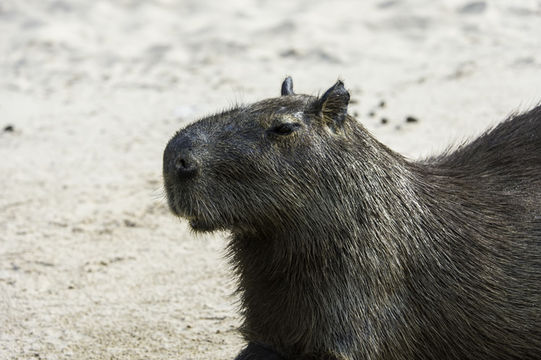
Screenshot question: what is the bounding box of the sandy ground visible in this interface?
[1,0,540,359]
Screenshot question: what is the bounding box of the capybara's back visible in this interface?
[432,105,541,196]
[163,78,541,359]
[407,105,541,359]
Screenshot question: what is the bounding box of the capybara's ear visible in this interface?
[317,80,350,128]
[281,76,295,96]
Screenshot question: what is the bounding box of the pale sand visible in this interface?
[1,0,540,359]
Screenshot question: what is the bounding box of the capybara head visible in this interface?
[162,78,375,234]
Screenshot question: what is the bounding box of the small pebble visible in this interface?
[405,116,419,123]
[368,111,375,118]
[3,125,14,132]
[378,100,386,108]
[380,117,388,124]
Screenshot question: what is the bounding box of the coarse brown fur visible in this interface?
[162,78,541,359]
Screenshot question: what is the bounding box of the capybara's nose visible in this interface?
[174,150,198,180]
[163,135,199,181]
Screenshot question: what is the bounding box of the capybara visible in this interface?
[163,77,541,359]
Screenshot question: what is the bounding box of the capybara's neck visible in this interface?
[228,131,435,357]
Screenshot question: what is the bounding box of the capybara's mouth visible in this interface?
[164,186,194,218]
[168,195,196,220]
[165,189,222,232]
[171,203,212,231]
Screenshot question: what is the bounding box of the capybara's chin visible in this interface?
[187,216,222,233]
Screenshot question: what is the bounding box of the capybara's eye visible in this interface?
[269,123,300,136]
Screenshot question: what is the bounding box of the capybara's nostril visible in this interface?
[174,152,198,180]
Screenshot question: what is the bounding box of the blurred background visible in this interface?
[1,0,540,358]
